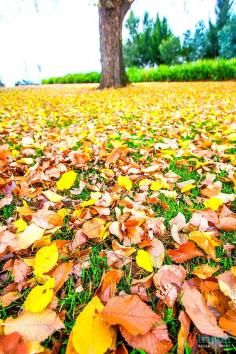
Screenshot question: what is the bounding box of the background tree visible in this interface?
[218,14,236,57]
[159,36,181,65]
[99,0,134,88]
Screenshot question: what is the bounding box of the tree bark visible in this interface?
[99,0,134,88]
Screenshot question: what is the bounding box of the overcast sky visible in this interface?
[0,0,218,86]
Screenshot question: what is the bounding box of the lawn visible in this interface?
[0,82,236,353]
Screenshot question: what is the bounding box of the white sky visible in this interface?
[0,0,218,86]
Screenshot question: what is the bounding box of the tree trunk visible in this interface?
[99,0,133,88]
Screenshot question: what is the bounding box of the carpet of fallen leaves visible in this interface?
[0,82,236,354]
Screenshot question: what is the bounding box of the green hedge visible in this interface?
[42,59,236,84]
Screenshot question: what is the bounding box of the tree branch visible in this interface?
[121,0,134,20]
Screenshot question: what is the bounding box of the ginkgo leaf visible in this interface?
[4,309,64,342]
[188,231,221,261]
[102,295,159,335]
[17,223,44,250]
[34,243,58,275]
[136,250,153,272]
[182,282,227,338]
[56,171,77,191]
[167,241,204,263]
[117,176,132,191]
[71,296,113,354]
[120,319,173,354]
[192,264,219,279]
[42,190,63,203]
[24,278,55,312]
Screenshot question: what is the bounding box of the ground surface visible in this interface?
[0,82,236,353]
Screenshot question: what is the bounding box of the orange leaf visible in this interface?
[50,261,73,292]
[219,308,236,337]
[102,295,159,335]
[217,270,236,303]
[167,241,204,263]
[0,332,27,354]
[177,311,191,354]
[120,318,173,354]
[97,269,123,303]
[182,282,227,338]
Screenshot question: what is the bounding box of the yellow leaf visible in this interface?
[80,199,97,207]
[57,208,70,218]
[117,176,132,191]
[56,171,77,191]
[14,218,27,232]
[34,243,58,275]
[17,223,44,250]
[136,250,153,272]
[192,264,219,279]
[139,179,151,187]
[204,197,223,211]
[181,183,195,193]
[150,181,163,191]
[189,231,221,261]
[17,157,34,165]
[24,278,55,312]
[42,190,63,203]
[72,296,113,354]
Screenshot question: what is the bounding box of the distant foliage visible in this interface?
[42,59,236,84]
[124,0,235,66]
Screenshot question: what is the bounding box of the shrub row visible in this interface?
[42,59,236,84]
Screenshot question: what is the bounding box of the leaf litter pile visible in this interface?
[0,82,236,354]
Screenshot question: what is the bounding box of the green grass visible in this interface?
[42,59,236,84]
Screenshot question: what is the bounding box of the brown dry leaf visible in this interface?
[69,230,87,253]
[177,311,191,354]
[153,265,186,307]
[102,295,159,335]
[169,213,188,244]
[0,332,27,354]
[217,270,236,303]
[192,264,219,279]
[50,261,73,292]
[115,343,129,354]
[188,231,221,261]
[219,308,236,337]
[167,241,204,263]
[218,216,236,231]
[12,259,32,283]
[82,218,106,239]
[4,309,64,342]
[32,209,63,229]
[120,317,173,354]
[112,240,136,256]
[1,292,19,307]
[0,196,13,210]
[199,279,229,317]
[182,282,227,337]
[146,238,165,269]
[201,181,222,198]
[0,230,19,253]
[97,269,123,303]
